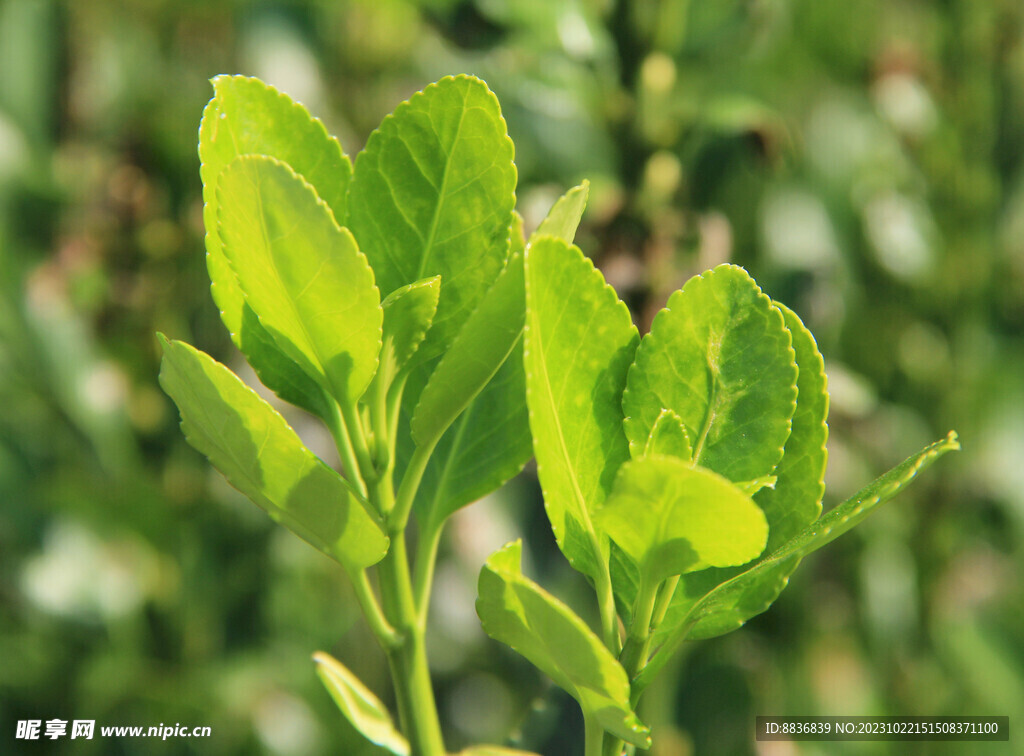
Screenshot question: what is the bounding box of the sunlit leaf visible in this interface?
[657,301,831,642]
[158,337,388,570]
[524,237,639,578]
[595,457,767,583]
[532,181,589,244]
[476,542,650,748]
[380,276,441,387]
[641,408,692,459]
[313,652,409,756]
[636,432,960,691]
[216,155,382,404]
[347,75,516,355]
[622,264,797,481]
[199,75,349,417]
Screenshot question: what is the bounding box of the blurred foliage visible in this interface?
[0,0,1021,754]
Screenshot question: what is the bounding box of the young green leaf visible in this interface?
[636,432,960,693]
[313,651,410,756]
[454,748,541,756]
[755,302,830,549]
[642,408,692,459]
[216,155,382,404]
[622,264,797,482]
[199,75,349,417]
[380,276,441,387]
[523,237,639,578]
[476,542,651,748]
[347,75,516,355]
[595,457,768,582]
[158,337,388,571]
[531,181,589,244]
[412,251,524,449]
[653,301,831,643]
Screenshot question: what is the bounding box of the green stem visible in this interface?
[339,395,378,488]
[584,712,605,756]
[413,519,444,624]
[593,558,622,655]
[619,573,660,682]
[650,575,679,632]
[327,400,368,498]
[377,532,446,756]
[391,440,437,533]
[350,569,399,649]
[369,370,392,489]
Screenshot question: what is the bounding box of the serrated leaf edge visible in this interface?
[215,154,383,403]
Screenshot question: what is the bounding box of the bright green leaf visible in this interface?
[595,457,768,583]
[524,237,639,578]
[637,432,960,692]
[622,264,797,481]
[476,542,651,748]
[199,75,349,417]
[412,251,524,449]
[313,651,409,756]
[532,181,589,244]
[755,302,830,549]
[454,748,541,756]
[642,408,692,459]
[347,75,516,355]
[216,155,382,404]
[380,276,441,386]
[158,337,388,571]
[659,301,831,642]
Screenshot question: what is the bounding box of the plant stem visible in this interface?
[392,440,437,532]
[593,560,622,655]
[619,574,659,682]
[377,531,446,756]
[327,400,368,498]
[351,569,399,649]
[339,395,378,488]
[584,712,605,756]
[413,519,444,623]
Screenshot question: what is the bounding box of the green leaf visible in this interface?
[410,341,532,528]
[532,181,589,244]
[380,276,441,387]
[347,75,516,355]
[454,748,541,756]
[636,432,960,692]
[642,408,692,459]
[313,652,409,756]
[595,457,767,583]
[412,251,524,449]
[523,237,639,579]
[755,302,830,549]
[622,264,797,482]
[476,542,651,748]
[660,301,831,642]
[158,337,388,571]
[216,155,382,404]
[199,75,349,417]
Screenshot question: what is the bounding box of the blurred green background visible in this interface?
[1,0,1021,754]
